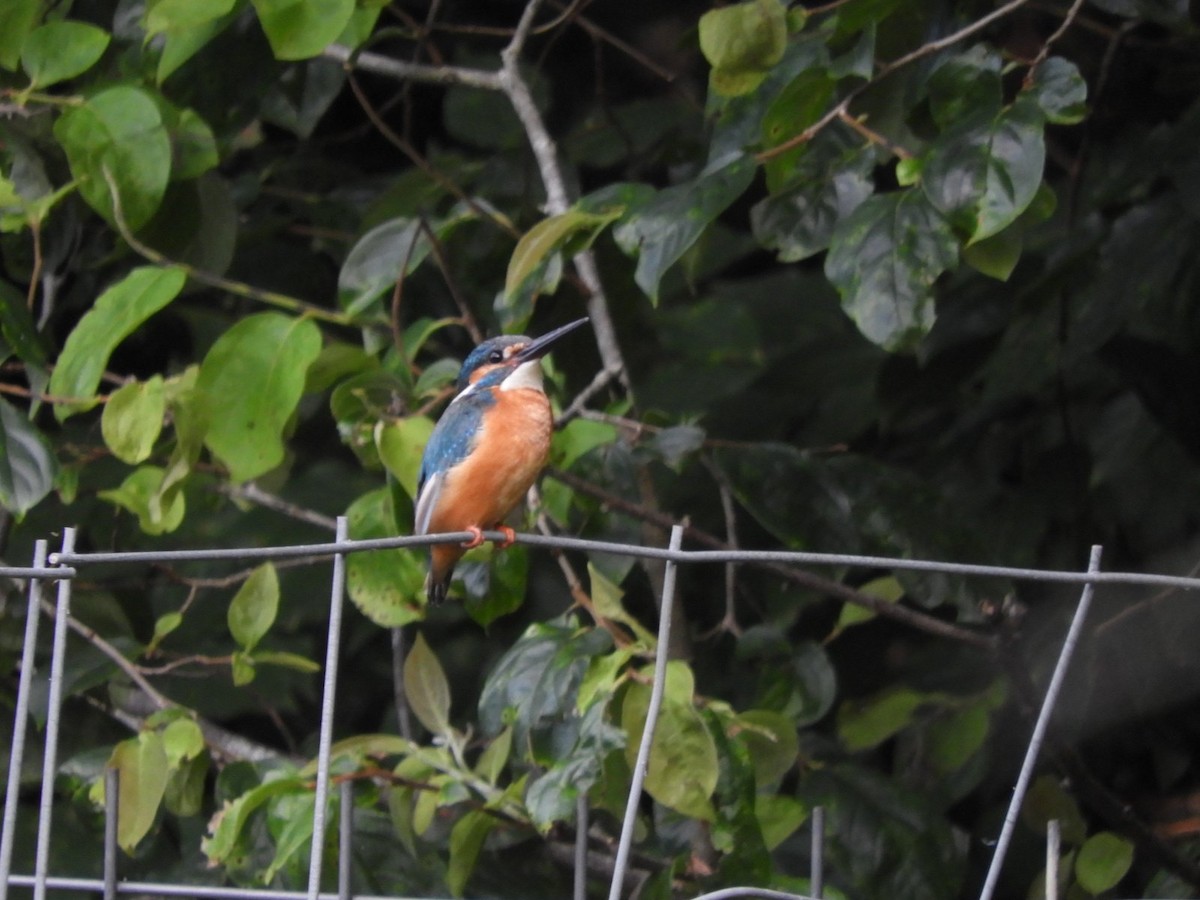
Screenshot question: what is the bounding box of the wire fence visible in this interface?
[3,524,1199,900]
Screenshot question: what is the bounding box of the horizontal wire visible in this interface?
[28,529,1200,591]
[5,874,419,900]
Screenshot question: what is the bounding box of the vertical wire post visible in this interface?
[0,540,49,900]
[103,767,119,900]
[573,795,588,900]
[33,528,76,900]
[337,780,352,900]
[306,516,349,900]
[810,805,824,900]
[978,545,1102,900]
[1045,819,1061,900]
[607,524,684,900]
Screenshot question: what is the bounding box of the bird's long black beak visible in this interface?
[516,316,589,362]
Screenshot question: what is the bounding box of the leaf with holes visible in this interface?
[49,267,186,420]
[196,312,322,483]
[0,397,56,517]
[405,631,452,738]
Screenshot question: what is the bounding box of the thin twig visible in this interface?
[1026,0,1088,77]
[217,482,339,531]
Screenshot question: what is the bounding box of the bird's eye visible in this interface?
[488,350,503,363]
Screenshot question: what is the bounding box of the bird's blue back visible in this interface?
[416,368,510,496]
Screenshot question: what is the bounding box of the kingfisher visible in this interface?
[414,317,590,604]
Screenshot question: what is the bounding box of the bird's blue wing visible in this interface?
[414,388,494,534]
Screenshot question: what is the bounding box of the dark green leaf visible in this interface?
[1022,775,1087,845]
[525,701,624,831]
[922,98,1046,244]
[49,266,186,420]
[612,154,755,302]
[732,709,798,786]
[837,686,924,751]
[0,396,57,516]
[1026,57,1088,125]
[752,166,873,262]
[926,46,1003,130]
[825,191,958,351]
[0,279,48,368]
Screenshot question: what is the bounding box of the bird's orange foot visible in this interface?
[460,526,486,549]
[494,526,517,549]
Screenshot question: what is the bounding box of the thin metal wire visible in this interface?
[32,528,75,900]
[46,530,1200,592]
[5,874,422,900]
[810,806,824,899]
[607,524,684,900]
[104,768,118,900]
[306,516,350,900]
[1046,819,1061,900]
[978,545,1103,900]
[0,566,75,580]
[692,889,821,900]
[0,540,47,900]
[573,795,588,900]
[338,781,353,900]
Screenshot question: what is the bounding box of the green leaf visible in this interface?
[155,13,234,82]
[49,267,186,420]
[756,794,808,850]
[613,154,755,302]
[831,575,902,635]
[524,701,624,831]
[109,731,170,851]
[588,564,655,645]
[337,218,429,317]
[836,686,924,751]
[1075,831,1133,894]
[551,418,617,470]
[825,191,958,351]
[227,563,279,652]
[98,466,186,535]
[1021,775,1087,845]
[202,775,304,864]
[231,650,256,686]
[21,21,110,88]
[504,208,622,302]
[475,726,512,785]
[161,718,205,766]
[164,107,220,180]
[961,225,1023,281]
[0,397,57,517]
[147,611,182,654]
[926,46,1003,130]
[447,809,495,897]
[1027,57,1088,125]
[345,487,426,627]
[146,0,238,35]
[622,661,718,820]
[752,167,873,262]
[0,279,48,367]
[253,650,321,673]
[0,0,38,70]
[250,0,355,60]
[926,704,989,773]
[922,99,1046,245]
[196,312,322,482]
[163,752,207,817]
[53,86,172,229]
[699,0,788,96]
[376,416,435,499]
[405,632,452,738]
[732,709,798,786]
[102,377,165,464]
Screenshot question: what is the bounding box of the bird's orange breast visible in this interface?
[425,387,552,535]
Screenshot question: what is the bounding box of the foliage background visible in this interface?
[3,0,1200,897]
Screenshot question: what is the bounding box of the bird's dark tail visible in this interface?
[425,569,452,605]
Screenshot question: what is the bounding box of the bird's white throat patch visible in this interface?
[501,360,545,392]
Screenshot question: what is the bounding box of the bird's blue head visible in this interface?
[455,317,589,392]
